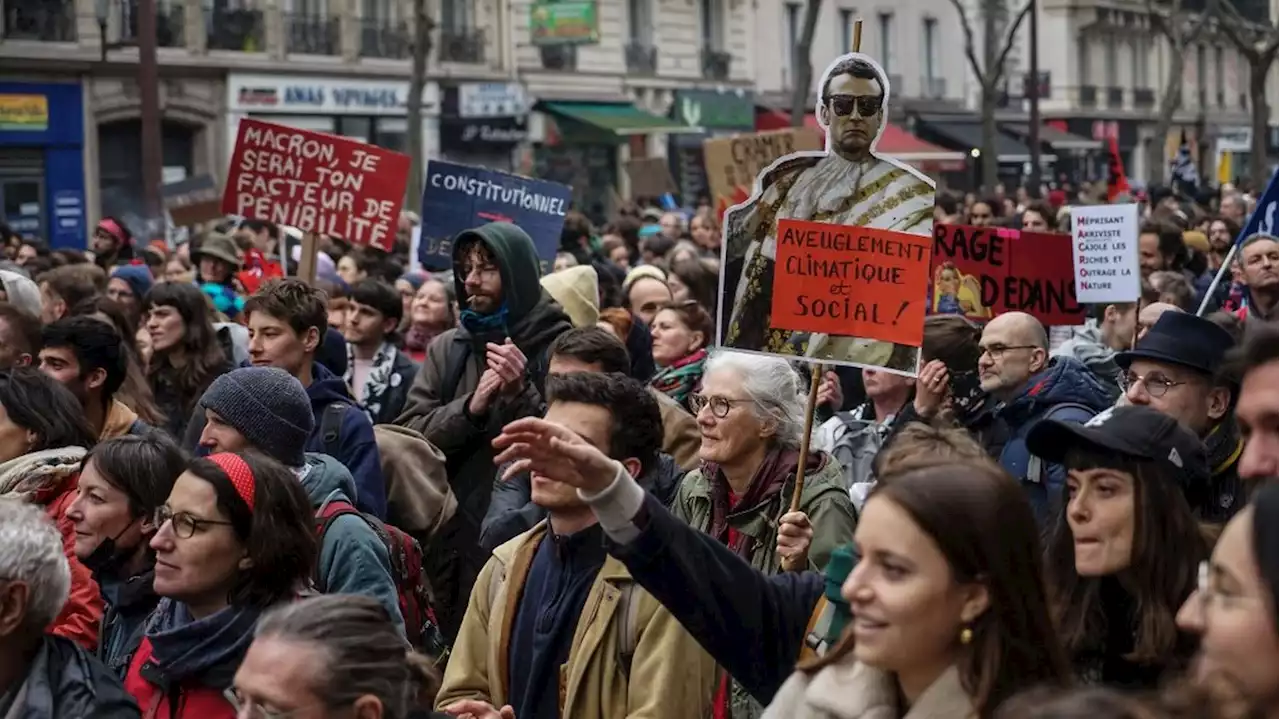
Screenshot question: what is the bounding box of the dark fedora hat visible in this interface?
[1116,311,1235,376]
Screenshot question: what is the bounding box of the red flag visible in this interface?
[1106,136,1130,202]
[236,248,284,294]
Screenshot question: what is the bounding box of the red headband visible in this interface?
[97,218,127,245]
[208,453,255,511]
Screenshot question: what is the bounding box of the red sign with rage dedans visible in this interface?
[222,118,410,252]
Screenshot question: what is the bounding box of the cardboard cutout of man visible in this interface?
[718,53,936,373]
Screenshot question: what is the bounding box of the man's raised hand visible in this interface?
[492,417,618,494]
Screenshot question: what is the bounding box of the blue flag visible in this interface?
[1235,170,1279,245]
[418,160,573,272]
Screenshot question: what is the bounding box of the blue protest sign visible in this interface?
[1236,170,1278,244]
[418,160,573,272]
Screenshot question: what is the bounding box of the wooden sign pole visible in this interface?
[783,19,864,547]
[298,232,320,285]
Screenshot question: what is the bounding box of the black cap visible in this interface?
[1116,311,1235,376]
[1026,405,1210,487]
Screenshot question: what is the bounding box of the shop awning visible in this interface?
[539,102,702,135]
[1001,123,1101,151]
[915,116,1055,163]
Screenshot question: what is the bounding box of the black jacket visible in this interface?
[606,492,824,705]
[5,635,140,718]
[479,453,685,552]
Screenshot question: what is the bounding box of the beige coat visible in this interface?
[652,388,702,471]
[436,522,718,718]
[763,658,974,719]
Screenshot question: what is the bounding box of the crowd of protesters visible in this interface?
[0,174,1273,719]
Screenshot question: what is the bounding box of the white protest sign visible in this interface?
[1070,203,1140,305]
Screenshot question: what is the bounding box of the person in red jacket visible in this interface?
[124,451,317,718]
[0,367,103,649]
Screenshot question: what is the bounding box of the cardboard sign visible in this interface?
[419,159,573,273]
[771,220,931,346]
[930,224,1084,326]
[717,53,935,376]
[222,118,410,252]
[162,175,223,226]
[1070,204,1141,304]
[703,128,823,215]
[624,157,677,199]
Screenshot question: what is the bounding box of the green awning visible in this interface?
[540,102,703,135]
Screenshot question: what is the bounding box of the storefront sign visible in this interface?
[674,89,754,130]
[529,1,600,46]
[440,116,528,146]
[227,75,440,115]
[1216,126,1252,153]
[458,82,528,118]
[223,119,410,252]
[0,94,48,131]
[419,160,572,271]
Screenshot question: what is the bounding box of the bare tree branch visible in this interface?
[991,0,1035,88]
[947,0,986,84]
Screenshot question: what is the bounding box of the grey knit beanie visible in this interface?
[199,367,314,467]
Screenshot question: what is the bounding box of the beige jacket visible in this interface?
[763,659,973,719]
[436,522,718,718]
[652,389,701,471]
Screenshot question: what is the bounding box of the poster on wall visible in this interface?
[716,53,936,375]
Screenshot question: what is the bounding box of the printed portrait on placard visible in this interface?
[931,261,991,319]
[716,52,936,375]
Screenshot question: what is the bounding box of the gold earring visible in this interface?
[959,627,973,645]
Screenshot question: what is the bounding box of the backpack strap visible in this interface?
[1027,402,1096,484]
[616,582,641,679]
[320,402,348,459]
[439,341,473,405]
[312,499,364,592]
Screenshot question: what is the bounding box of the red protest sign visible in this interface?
[770,219,932,347]
[929,223,1084,326]
[222,118,410,252]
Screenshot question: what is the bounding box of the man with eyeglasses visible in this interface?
[719,55,934,371]
[977,311,1114,524]
[1117,311,1245,522]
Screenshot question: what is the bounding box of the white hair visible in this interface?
[0,499,71,630]
[704,350,807,449]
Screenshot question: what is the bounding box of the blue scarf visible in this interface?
[460,303,510,336]
[144,598,261,688]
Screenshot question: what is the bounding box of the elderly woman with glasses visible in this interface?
[124,451,317,718]
[675,350,856,719]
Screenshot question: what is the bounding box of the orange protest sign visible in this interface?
[770,219,932,347]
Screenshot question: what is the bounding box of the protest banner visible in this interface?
[162,175,223,226]
[222,118,410,252]
[703,128,823,217]
[930,223,1084,326]
[771,219,931,346]
[419,160,573,273]
[1070,203,1140,305]
[718,52,934,376]
[624,157,677,199]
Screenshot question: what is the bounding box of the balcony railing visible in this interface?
[205,5,264,51]
[2,0,76,41]
[1079,84,1098,107]
[114,0,185,47]
[921,76,946,99]
[701,48,730,81]
[286,13,339,54]
[360,19,410,59]
[1106,86,1124,108]
[439,27,484,63]
[625,42,657,75]
[540,44,576,71]
[1134,88,1155,108]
